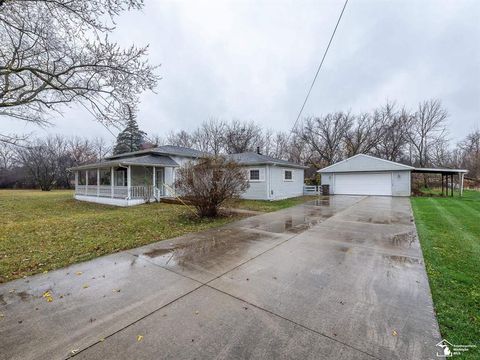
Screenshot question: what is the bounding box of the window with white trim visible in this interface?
[284,170,293,181]
[249,169,260,181]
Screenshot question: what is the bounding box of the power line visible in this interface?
[288,0,349,140]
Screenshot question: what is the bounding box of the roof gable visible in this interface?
[318,154,414,173]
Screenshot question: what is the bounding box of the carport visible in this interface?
[319,154,468,197]
[412,168,468,196]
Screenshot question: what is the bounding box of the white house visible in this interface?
[318,154,467,197]
[70,145,307,206]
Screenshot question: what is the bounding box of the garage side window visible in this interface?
[284,170,293,181]
[249,169,260,181]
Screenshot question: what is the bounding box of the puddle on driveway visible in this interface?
[384,254,423,265]
[140,228,270,270]
[390,231,417,248]
[257,216,320,234]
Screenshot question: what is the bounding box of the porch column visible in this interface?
[97,169,100,197]
[153,166,156,188]
[127,165,131,199]
[74,171,78,193]
[460,172,464,197]
[111,167,114,198]
[85,170,89,195]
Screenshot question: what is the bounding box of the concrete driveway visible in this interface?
[0,196,441,360]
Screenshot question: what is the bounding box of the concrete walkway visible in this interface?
[0,196,441,360]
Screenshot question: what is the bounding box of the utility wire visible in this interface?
[288,0,349,140]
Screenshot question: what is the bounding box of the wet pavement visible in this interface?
[0,196,441,360]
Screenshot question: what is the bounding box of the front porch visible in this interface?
[73,164,175,206]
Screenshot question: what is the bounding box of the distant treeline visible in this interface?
[1,99,479,190]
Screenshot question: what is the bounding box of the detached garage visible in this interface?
[318,154,414,197]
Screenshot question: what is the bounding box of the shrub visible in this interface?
[175,156,249,217]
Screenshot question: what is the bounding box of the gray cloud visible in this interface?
[5,0,480,143]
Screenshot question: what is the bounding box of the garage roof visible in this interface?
[318,154,414,173]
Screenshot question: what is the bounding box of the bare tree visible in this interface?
[0,141,15,169]
[91,137,112,160]
[372,103,411,162]
[16,136,69,190]
[175,156,249,217]
[301,112,353,167]
[457,130,480,178]
[0,0,159,140]
[166,130,193,148]
[223,120,263,154]
[263,130,291,159]
[191,118,226,155]
[344,112,387,157]
[67,137,99,166]
[406,99,448,167]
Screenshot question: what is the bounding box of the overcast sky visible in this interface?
[6,0,480,144]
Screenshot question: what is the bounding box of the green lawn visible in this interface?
[0,190,241,283]
[0,190,315,283]
[231,195,318,212]
[411,190,480,356]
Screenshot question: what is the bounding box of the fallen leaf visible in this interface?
[82,284,89,289]
[42,291,53,302]
[75,271,83,276]
[8,289,15,293]
[0,312,4,320]
[70,349,80,355]
[392,330,398,336]
[195,311,199,315]
[112,289,121,293]
[43,270,48,274]
[137,335,144,342]
[99,338,105,342]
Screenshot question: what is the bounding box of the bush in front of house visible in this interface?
[175,156,249,218]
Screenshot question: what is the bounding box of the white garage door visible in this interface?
[334,173,392,196]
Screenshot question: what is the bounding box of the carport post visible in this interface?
[460,172,464,197]
[441,174,444,196]
[451,174,454,197]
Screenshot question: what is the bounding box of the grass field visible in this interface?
[0,190,315,283]
[411,190,480,355]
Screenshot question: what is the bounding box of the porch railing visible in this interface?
[75,185,162,200]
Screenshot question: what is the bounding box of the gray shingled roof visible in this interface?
[107,145,207,160]
[69,155,179,170]
[227,152,308,169]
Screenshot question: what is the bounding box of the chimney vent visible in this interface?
[256,146,261,155]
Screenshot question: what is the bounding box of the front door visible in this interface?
[155,168,164,195]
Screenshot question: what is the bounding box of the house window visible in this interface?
[100,169,111,185]
[115,168,127,186]
[284,170,293,181]
[249,169,260,181]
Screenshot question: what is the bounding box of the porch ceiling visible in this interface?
[69,155,179,171]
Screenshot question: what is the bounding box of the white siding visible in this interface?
[391,171,411,196]
[241,166,268,200]
[269,167,304,200]
[321,170,411,197]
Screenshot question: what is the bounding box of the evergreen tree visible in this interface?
[113,106,147,154]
